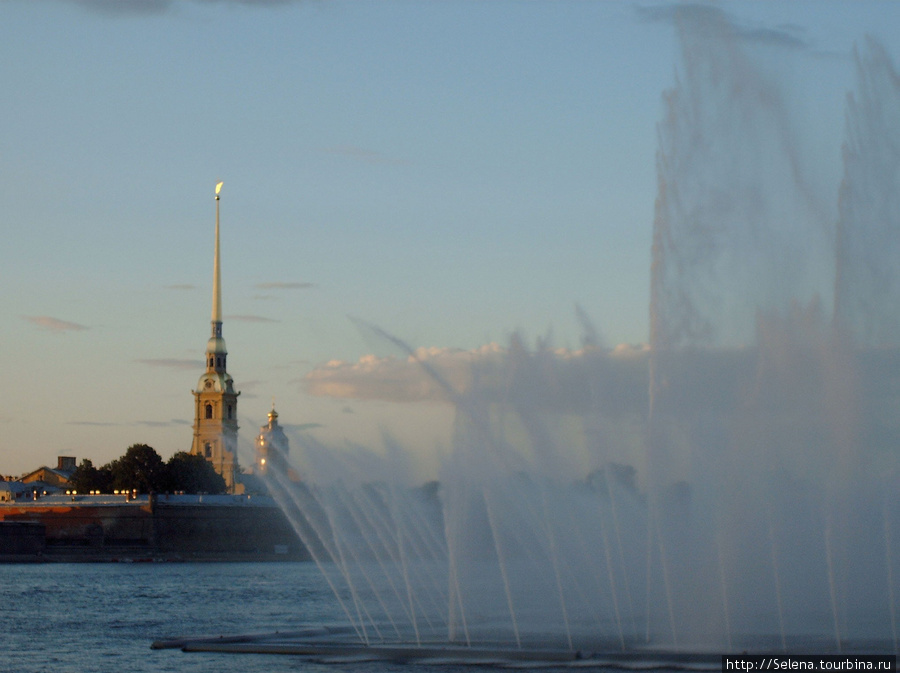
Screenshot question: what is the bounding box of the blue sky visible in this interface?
[2,0,898,477]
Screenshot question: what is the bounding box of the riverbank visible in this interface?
[0,493,306,562]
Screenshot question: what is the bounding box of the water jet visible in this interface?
[158,14,900,664]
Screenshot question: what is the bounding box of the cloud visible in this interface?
[165,284,196,291]
[136,358,204,370]
[307,337,857,424]
[303,341,655,414]
[636,4,809,51]
[67,420,119,427]
[70,0,299,16]
[253,282,316,290]
[132,418,191,427]
[284,422,324,432]
[71,0,171,14]
[227,314,279,323]
[304,345,498,404]
[24,316,89,333]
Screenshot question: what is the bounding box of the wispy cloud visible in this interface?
[24,316,89,333]
[253,282,316,290]
[134,419,191,427]
[67,420,119,427]
[285,422,324,432]
[136,358,204,370]
[227,314,279,323]
[71,0,300,16]
[74,417,191,428]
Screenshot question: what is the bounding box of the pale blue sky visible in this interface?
[1,0,897,476]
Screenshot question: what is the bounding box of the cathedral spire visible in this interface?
[206,181,227,372]
[212,181,223,339]
[192,180,240,493]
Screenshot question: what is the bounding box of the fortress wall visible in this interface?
[0,499,306,560]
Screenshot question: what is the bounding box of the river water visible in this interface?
[0,561,383,673]
[4,561,892,673]
[4,562,612,673]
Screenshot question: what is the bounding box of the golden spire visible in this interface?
[212,181,223,335]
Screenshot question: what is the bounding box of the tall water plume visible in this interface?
[644,6,900,649]
[834,38,900,347]
[650,6,832,351]
[264,11,900,654]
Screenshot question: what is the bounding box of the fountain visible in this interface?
[157,8,900,664]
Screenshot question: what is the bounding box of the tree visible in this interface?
[110,444,166,493]
[68,459,113,493]
[165,452,226,494]
[73,444,227,495]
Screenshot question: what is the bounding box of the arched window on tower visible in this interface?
[205,404,213,419]
[227,404,233,420]
[204,442,212,458]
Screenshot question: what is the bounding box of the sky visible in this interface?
[2,0,898,478]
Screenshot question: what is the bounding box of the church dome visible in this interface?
[197,371,234,394]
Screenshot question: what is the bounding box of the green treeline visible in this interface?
[69,444,226,495]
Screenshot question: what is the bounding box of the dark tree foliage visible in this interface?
[110,444,166,493]
[69,459,113,494]
[75,445,227,495]
[165,452,226,494]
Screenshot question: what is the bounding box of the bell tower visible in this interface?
[191,181,240,492]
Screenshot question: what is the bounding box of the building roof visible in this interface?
[20,467,72,485]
